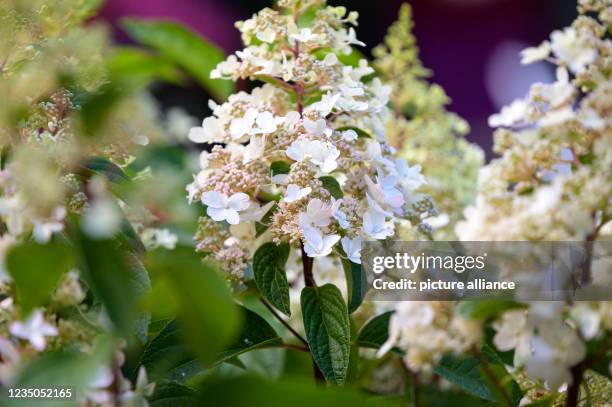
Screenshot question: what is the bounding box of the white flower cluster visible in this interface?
[492,302,611,391]
[378,302,482,372]
[187,0,429,278]
[458,0,611,241]
[454,0,612,395]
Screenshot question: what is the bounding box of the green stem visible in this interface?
[260,296,308,347]
[473,348,513,407]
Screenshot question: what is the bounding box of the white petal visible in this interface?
[224,210,240,225]
[228,193,251,211]
[207,207,230,222]
[201,191,228,209]
[188,127,208,143]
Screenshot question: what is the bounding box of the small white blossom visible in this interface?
[283,184,311,203]
[303,118,332,138]
[301,222,340,258]
[362,209,394,239]
[520,41,551,65]
[550,27,597,73]
[300,198,333,228]
[202,191,250,225]
[189,116,225,143]
[10,310,58,351]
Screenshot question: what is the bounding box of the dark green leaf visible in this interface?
[139,320,198,381]
[119,217,147,256]
[122,19,233,101]
[146,247,240,367]
[433,354,495,401]
[75,232,142,336]
[220,307,281,364]
[356,311,393,349]
[319,176,343,199]
[253,242,291,316]
[301,284,350,385]
[271,160,291,176]
[84,157,130,184]
[140,307,280,382]
[340,259,365,313]
[149,381,197,407]
[6,241,74,314]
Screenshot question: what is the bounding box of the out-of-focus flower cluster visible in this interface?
[0,1,168,404]
[379,301,482,372]
[187,0,431,280]
[457,0,611,241]
[453,0,612,398]
[0,0,166,248]
[373,4,484,239]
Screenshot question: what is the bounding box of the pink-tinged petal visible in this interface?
[30,334,46,351]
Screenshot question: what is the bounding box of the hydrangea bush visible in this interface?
[0,0,609,406]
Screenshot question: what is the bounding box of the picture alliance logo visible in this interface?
[371,252,488,274]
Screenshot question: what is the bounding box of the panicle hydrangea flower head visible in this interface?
[455,0,612,395]
[372,4,484,240]
[458,0,611,242]
[188,0,430,280]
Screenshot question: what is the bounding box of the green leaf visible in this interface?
[75,232,143,336]
[149,381,197,407]
[301,284,350,385]
[335,126,371,139]
[433,347,522,405]
[146,247,240,367]
[139,320,199,382]
[6,241,74,314]
[122,19,234,101]
[457,300,524,320]
[108,47,183,89]
[356,311,394,350]
[220,306,281,364]
[197,375,392,406]
[255,204,277,237]
[270,160,291,176]
[340,259,365,313]
[140,307,280,382]
[78,83,125,136]
[433,354,495,401]
[319,176,343,199]
[84,157,130,184]
[253,242,291,316]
